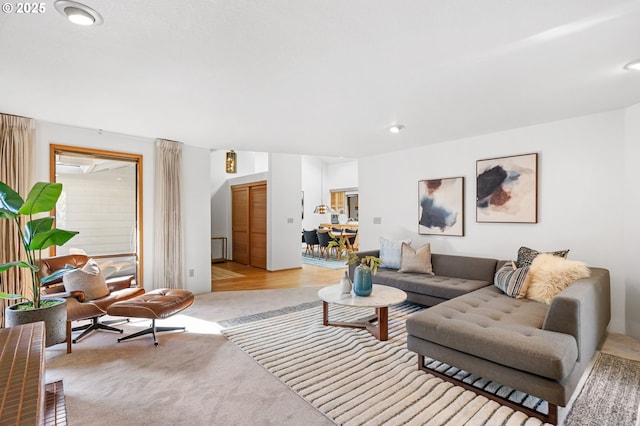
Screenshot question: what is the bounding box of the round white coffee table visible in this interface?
[317,284,407,341]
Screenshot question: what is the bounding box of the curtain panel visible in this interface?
[0,113,35,327]
[153,139,185,289]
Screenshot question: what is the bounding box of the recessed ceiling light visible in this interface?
[389,125,405,134]
[623,59,640,71]
[54,1,103,26]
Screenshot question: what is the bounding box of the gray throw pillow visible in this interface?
[515,246,569,268]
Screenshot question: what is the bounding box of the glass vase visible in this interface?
[340,271,352,294]
[353,263,372,296]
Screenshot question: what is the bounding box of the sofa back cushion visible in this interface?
[431,254,498,283]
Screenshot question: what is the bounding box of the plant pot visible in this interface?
[5,298,67,347]
[353,263,372,296]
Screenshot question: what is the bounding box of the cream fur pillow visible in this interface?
[522,253,590,304]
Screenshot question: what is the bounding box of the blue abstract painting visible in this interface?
[418,177,464,236]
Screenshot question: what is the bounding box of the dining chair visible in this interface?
[303,229,320,257]
[317,230,337,260]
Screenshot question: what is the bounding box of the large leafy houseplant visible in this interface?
[0,181,79,309]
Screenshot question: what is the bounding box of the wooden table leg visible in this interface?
[66,320,72,354]
[322,301,329,326]
[377,307,388,341]
[321,302,390,341]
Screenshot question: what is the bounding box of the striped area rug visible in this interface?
[222,302,551,425]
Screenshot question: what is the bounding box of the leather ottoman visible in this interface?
[107,288,194,346]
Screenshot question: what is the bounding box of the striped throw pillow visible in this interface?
[494,262,530,298]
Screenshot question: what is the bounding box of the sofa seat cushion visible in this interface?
[373,268,491,300]
[406,286,578,381]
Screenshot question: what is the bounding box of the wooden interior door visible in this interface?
[231,181,267,269]
[249,184,267,269]
[231,186,250,265]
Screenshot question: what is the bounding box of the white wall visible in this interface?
[210,150,231,255]
[624,103,640,338]
[358,110,631,335]
[326,160,358,192]
[182,144,213,295]
[269,153,302,270]
[36,122,212,295]
[301,156,327,229]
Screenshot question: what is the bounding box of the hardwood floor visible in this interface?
[211,261,344,292]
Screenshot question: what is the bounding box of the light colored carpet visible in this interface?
[45,287,334,426]
[222,302,551,425]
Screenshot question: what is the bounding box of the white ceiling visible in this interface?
[1,1,639,159]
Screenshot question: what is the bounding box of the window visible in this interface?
[50,145,144,286]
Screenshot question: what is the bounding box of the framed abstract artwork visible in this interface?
[418,177,464,236]
[476,153,538,223]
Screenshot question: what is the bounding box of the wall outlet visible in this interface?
[287,217,294,223]
[373,217,382,224]
[189,269,194,278]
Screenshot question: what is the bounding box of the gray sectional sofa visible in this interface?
[349,249,499,306]
[348,249,611,424]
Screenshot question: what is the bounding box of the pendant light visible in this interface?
[225,150,237,173]
[314,203,329,214]
[314,163,329,214]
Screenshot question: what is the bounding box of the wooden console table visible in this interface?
[0,321,46,425]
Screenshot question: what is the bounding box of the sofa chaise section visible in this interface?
[406,267,611,424]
